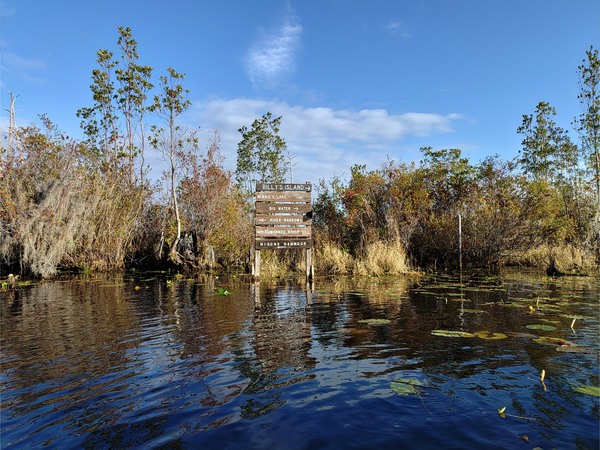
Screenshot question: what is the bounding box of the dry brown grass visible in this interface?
[316,242,353,275]
[353,239,410,276]
[505,244,597,273]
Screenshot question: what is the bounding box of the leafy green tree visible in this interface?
[77,27,153,183]
[573,46,600,235]
[517,101,578,183]
[149,68,193,264]
[419,146,476,212]
[115,26,153,184]
[77,48,119,165]
[235,112,287,193]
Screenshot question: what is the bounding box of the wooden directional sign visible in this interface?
[256,225,312,237]
[255,202,313,215]
[256,183,311,192]
[256,191,311,202]
[256,239,312,249]
[254,182,313,275]
[255,214,312,225]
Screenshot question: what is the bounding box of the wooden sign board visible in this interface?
[253,181,314,279]
[256,226,312,237]
[256,183,311,192]
[255,214,311,225]
[255,203,312,215]
[256,191,311,202]
[256,239,312,249]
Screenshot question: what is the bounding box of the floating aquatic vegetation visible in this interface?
[560,314,595,321]
[497,406,539,421]
[526,324,557,331]
[358,318,391,325]
[533,336,574,347]
[390,378,422,396]
[555,345,594,354]
[572,385,600,396]
[431,330,474,338]
[473,331,508,340]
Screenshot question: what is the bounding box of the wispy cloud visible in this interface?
[0,0,15,17]
[385,20,410,38]
[188,98,462,183]
[1,51,47,86]
[245,13,302,89]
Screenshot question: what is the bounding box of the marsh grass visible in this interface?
[506,244,597,273]
[256,239,412,278]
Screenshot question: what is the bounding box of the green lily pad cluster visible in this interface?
[390,378,423,396]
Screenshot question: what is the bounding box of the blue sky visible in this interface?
[1,0,598,185]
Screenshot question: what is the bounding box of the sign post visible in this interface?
[253,182,313,279]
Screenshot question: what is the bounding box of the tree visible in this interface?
[574,46,600,261]
[115,26,153,184]
[235,112,287,193]
[517,101,578,183]
[77,48,119,165]
[178,131,252,268]
[77,27,153,183]
[574,46,600,218]
[149,68,192,264]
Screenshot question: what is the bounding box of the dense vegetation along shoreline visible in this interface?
[1,28,599,278]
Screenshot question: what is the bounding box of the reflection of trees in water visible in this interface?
[2,272,597,445]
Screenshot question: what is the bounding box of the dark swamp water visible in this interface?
[1,270,598,449]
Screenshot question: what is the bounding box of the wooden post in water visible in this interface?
[306,248,313,280]
[253,249,261,278]
[458,213,462,272]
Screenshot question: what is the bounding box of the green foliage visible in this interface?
[574,46,600,205]
[3,30,597,277]
[517,101,579,183]
[178,132,253,269]
[235,112,287,194]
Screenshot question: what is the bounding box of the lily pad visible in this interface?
[572,385,600,396]
[393,377,423,386]
[474,331,508,340]
[526,324,557,331]
[533,336,575,347]
[390,379,422,396]
[431,330,474,338]
[358,318,391,325]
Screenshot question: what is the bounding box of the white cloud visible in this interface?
[385,20,410,38]
[0,51,47,88]
[188,98,462,184]
[245,14,302,88]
